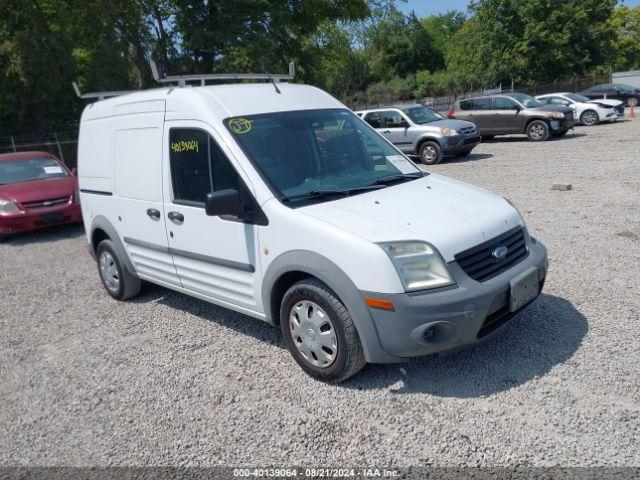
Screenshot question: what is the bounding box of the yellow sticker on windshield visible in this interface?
[228,118,253,134]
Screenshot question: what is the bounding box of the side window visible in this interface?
[364,112,383,129]
[494,97,518,110]
[459,100,474,110]
[549,97,568,106]
[383,111,407,128]
[473,98,492,110]
[169,128,240,205]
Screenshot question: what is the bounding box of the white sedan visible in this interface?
[536,92,624,126]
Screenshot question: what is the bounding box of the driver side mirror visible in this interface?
[205,189,241,217]
[71,167,78,176]
[512,104,521,111]
[400,121,410,128]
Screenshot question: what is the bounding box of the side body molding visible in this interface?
[261,250,400,363]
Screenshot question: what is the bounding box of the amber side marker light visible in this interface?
[364,297,395,311]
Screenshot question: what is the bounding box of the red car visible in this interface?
[0,151,82,239]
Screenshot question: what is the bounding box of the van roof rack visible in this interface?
[72,82,138,101]
[149,60,296,87]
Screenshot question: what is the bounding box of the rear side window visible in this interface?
[169,128,240,205]
[494,97,519,110]
[459,100,474,110]
[473,98,492,110]
[363,112,383,128]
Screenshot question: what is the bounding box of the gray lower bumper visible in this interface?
[362,239,548,360]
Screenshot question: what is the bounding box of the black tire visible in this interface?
[96,239,141,300]
[626,96,639,107]
[580,109,599,126]
[455,148,473,157]
[481,135,495,141]
[418,141,442,165]
[280,278,366,383]
[526,120,549,141]
[0,234,7,242]
[550,129,568,138]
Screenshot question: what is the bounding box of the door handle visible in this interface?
[146,208,161,220]
[167,211,184,224]
[382,130,391,134]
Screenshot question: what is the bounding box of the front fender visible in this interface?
[262,250,400,363]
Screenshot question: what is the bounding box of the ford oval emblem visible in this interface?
[492,245,509,260]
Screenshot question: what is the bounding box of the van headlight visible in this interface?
[0,199,19,213]
[440,128,459,137]
[379,241,455,291]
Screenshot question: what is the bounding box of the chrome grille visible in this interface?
[458,126,476,135]
[455,227,529,282]
[22,196,70,210]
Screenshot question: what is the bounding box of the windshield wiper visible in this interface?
[369,172,423,186]
[282,184,387,203]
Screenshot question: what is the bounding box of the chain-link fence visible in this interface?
[0,129,79,168]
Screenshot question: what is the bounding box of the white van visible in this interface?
[77,78,548,382]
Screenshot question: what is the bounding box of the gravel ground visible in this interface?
[1,116,639,468]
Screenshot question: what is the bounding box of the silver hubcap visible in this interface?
[422,145,437,161]
[99,251,120,292]
[628,97,638,107]
[289,300,337,368]
[530,124,545,140]
[583,111,597,125]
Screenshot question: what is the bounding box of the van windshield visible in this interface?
[0,157,68,185]
[225,109,422,206]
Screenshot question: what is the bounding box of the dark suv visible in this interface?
[579,83,640,107]
[451,93,576,141]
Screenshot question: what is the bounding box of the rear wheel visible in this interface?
[626,96,639,107]
[580,109,599,126]
[526,120,549,141]
[280,278,366,383]
[418,141,442,165]
[96,239,141,300]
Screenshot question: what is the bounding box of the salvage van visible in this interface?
[76,66,548,382]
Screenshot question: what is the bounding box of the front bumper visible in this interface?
[0,201,82,235]
[550,117,576,131]
[442,134,481,154]
[362,238,548,360]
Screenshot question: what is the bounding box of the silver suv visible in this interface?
[356,104,480,165]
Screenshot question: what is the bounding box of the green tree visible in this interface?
[447,0,617,87]
[611,5,640,71]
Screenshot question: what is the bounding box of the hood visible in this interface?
[587,99,623,108]
[530,104,573,114]
[299,174,523,262]
[417,119,475,131]
[0,176,77,204]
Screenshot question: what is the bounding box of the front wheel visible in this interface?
[580,109,599,126]
[626,97,639,107]
[280,278,366,383]
[419,141,442,165]
[526,120,549,141]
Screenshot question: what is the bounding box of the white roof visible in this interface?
[80,83,345,122]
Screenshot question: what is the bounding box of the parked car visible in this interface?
[78,81,547,383]
[536,92,624,126]
[578,83,640,107]
[450,93,576,141]
[0,151,82,240]
[355,104,480,165]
